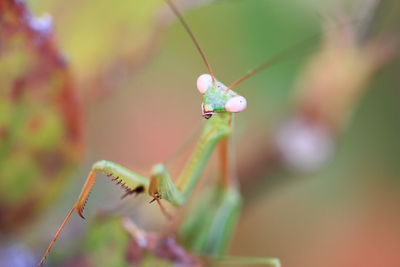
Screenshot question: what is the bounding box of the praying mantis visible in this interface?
[36,0,324,266]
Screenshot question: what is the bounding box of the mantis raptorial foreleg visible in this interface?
[75,160,149,218]
[38,113,232,266]
[38,160,149,266]
[77,113,232,218]
[149,113,231,205]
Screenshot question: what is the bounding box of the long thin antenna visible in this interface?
[165,0,215,81]
[37,207,75,267]
[227,15,370,91]
[227,34,319,90]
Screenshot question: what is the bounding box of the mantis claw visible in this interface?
[149,192,162,204]
[149,193,172,220]
[77,208,86,219]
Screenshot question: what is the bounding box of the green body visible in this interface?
[88,113,238,256]
[41,79,280,267]
[77,80,280,266]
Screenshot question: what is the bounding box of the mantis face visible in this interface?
[196,74,247,119]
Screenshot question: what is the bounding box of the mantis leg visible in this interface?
[181,122,281,265]
[180,185,241,256]
[148,113,232,205]
[39,114,231,266]
[74,160,149,219]
[38,160,149,266]
[179,135,242,258]
[179,169,280,267]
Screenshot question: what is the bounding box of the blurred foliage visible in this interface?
[27,0,201,100]
[58,217,200,267]
[27,0,161,82]
[0,0,82,233]
[74,218,131,267]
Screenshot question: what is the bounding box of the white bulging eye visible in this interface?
[225,96,247,113]
[196,74,212,94]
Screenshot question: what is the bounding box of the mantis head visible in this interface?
[196,74,247,119]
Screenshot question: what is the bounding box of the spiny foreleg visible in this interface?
[38,160,149,266]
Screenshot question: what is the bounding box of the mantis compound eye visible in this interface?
[225,96,247,113]
[196,74,212,94]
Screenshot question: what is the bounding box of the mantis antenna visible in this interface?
[227,15,372,91]
[165,0,317,91]
[165,0,215,82]
[227,34,319,91]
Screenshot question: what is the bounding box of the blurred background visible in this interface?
[0,0,399,266]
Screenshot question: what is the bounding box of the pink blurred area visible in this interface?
[233,176,400,267]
